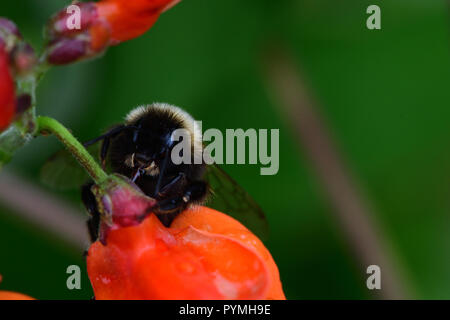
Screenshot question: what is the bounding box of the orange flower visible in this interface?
[0,291,34,300]
[172,207,285,300]
[45,0,179,64]
[87,206,285,300]
[97,0,180,42]
[0,275,34,300]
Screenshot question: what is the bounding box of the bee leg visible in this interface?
[158,172,186,196]
[81,182,100,243]
[156,180,208,226]
[84,124,129,167]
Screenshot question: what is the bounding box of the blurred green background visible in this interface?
[0,0,449,299]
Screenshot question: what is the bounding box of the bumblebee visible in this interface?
[42,103,268,242]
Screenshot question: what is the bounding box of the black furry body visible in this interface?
[82,104,209,242]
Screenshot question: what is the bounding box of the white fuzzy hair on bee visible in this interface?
[125,103,203,158]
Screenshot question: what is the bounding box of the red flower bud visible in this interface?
[45,3,111,65]
[0,19,36,130]
[0,17,22,39]
[86,176,285,300]
[0,40,15,131]
[10,42,37,75]
[89,175,157,244]
[45,0,179,65]
[0,18,36,75]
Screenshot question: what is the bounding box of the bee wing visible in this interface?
[203,164,269,240]
[40,143,101,190]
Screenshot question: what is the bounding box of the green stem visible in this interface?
[36,116,108,184]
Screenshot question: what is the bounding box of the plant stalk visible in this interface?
[36,116,108,184]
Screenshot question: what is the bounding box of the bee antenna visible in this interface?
[83,125,134,147]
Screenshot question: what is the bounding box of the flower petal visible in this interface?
[97,0,178,42]
[172,206,286,299]
[88,212,273,299]
[0,291,34,300]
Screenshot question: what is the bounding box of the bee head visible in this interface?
[122,126,174,177]
[109,103,202,182]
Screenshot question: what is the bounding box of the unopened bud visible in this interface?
[89,174,157,244]
[45,3,111,65]
[0,17,21,39]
